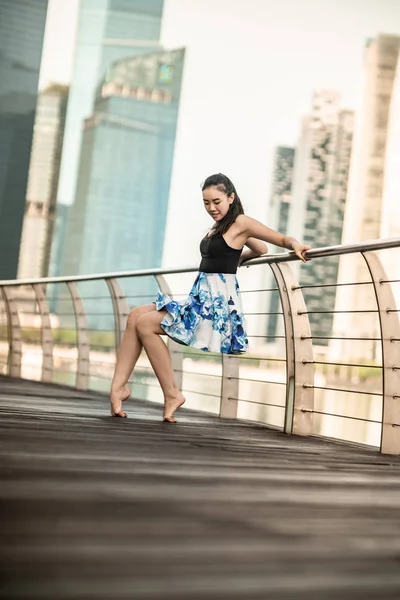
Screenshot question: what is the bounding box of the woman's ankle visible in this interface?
[164,387,182,401]
[111,382,128,394]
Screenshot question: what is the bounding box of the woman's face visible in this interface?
[202,186,234,222]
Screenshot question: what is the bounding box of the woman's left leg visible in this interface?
[136,310,185,422]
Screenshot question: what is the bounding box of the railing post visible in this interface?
[0,287,22,378]
[270,262,314,435]
[32,284,53,383]
[105,278,130,353]
[362,251,400,455]
[154,275,183,391]
[66,282,90,391]
[220,354,239,418]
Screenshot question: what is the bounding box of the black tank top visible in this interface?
[199,233,242,274]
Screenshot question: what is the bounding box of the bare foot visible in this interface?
[163,392,186,423]
[110,385,130,417]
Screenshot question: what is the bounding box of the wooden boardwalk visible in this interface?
[1,376,400,600]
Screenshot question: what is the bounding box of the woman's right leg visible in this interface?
[110,304,156,416]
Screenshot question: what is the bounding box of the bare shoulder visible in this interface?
[234,215,286,246]
[234,214,253,232]
[235,215,261,237]
[228,214,282,248]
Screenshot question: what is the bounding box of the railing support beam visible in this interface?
[270,263,314,436]
[32,283,53,383]
[362,252,400,455]
[0,287,22,378]
[105,278,130,353]
[220,354,239,419]
[66,282,90,391]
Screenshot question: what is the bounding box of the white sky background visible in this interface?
[39,0,400,268]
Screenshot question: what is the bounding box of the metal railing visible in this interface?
[0,237,399,454]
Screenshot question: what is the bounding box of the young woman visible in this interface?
[110,173,311,422]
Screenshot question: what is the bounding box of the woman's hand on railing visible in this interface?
[291,241,312,263]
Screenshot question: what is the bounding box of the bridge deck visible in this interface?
[1,376,400,599]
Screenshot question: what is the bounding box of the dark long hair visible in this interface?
[201,173,245,238]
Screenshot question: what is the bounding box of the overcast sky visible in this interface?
[39,0,400,267]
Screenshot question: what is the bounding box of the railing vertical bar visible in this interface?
[269,264,295,433]
[32,283,53,383]
[362,251,400,455]
[0,287,22,378]
[66,282,90,391]
[105,278,130,353]
[273,262,314,436]
[220,354,239,418]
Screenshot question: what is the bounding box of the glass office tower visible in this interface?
[60,48,185,328]
[53,0,164,268]
[0,0,49,279]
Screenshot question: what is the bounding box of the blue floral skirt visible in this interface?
[155,272,248,354]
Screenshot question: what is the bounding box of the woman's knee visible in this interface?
[136,312,152,337]
[136,309,167,337]
[126,304,155,329]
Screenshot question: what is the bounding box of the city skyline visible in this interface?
[161,0,400,267]
[46,1,186,330]
[38,1,400,271]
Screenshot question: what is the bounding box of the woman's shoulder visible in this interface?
[234,214,252,231]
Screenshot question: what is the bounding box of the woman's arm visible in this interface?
[238,237,268,266]
[236,214,311,263]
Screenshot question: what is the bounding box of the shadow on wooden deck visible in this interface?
[1,376,400,599]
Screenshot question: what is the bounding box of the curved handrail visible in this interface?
[0,236,399,454]
[1,237,399,287]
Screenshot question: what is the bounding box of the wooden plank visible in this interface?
[1,376,400,599]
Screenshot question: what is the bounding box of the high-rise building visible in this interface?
[18,85,69,279]
[51,0,164,278]
[380,47,400,287]
[343,35,400,243]
[59,49,185,327]
[285,91,354,346]
[331,35,400,361]
[0,0,49,279]
[62,48,184,278]
[265,147,295,341]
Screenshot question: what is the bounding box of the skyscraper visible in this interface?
[285,91,354,345]
[51,0,164,278]
[61,49,185,279]
[18,85,69,279]
[265,146,295,342]
[0,0,49,279]
[380,46,400,286]
[343,35,400,243]
[331,35,400,361]
[58,48,185,328]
